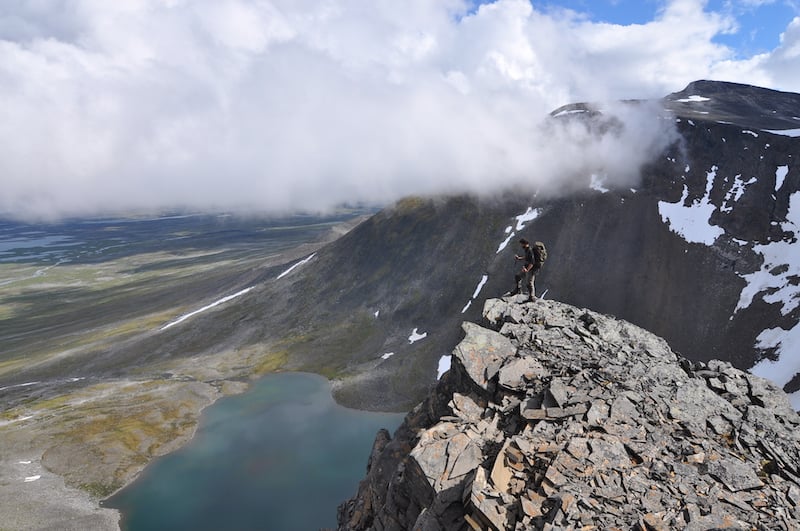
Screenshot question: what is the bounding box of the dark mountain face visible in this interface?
[663,79,800,130]
[255,196,539,410]
[538,82,800,373]
[267,80,799,411]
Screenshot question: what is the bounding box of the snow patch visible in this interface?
[496,233,515,253]
[472,275,489,299]
[498,207,541,254]
[0,381,40,392]
[763,128,800,137]
[658,166,724,245]
[277,253,317,279]
[437,355,452,380]
[24,476,40,483]
[552,108,588,117]
[0,415,34,427]
[374,310,380,318]
[590,174,609,193]
[463,275,488,313]
[736,191,800,316]
[161,286,254,331]
[381,352,394,360]
[675,95,711,103]
[750,326,800,407]
[721,174,756,213]
[515,207,541,230]
[735,192,800,396]
[742,130,758,137]
[408,328,427,344]
[776,166,789,191]
[790,392,800,411]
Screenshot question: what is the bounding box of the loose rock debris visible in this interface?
[338,297,800,531]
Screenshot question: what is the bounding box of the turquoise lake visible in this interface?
[105,372,406,531]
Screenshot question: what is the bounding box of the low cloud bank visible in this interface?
[0,0,789,220]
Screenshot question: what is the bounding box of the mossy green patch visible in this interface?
[77,407,188,458]
[0,357,28,377]
[287,311,381,379]
[253,350,290,376]
[81,481,122,499]
[393,196,428,213]
[30,394,73,411]
[0,302,29,320]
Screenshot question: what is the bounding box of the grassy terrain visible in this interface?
[0,213,366,512]
[0,215,359,387]
[0,251,256,376]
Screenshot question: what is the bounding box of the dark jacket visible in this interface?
[523,246,535,268]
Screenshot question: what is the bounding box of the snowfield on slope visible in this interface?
[657,160,800,409]
[658,165,724,245]
[437,355,451,380]
[160,286,254,331]
[497,207,541,253]
[462,274,489,314]
[734,189,800,410]
[276,253,316,279]
[408,328,427,344]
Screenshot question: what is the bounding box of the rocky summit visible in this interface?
[337,297,800,531]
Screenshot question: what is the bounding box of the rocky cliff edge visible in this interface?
[337,297,800,531]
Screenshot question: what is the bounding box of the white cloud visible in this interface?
[711,16,800,88]
[570,0,736,98]
[0,0,796,220]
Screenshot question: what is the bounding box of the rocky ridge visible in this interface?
[337,297,800,530]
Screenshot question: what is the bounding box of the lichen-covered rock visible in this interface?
[337,298,800,531]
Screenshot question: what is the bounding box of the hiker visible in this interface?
[512,238,543,301]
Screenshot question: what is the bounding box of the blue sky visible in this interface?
[478,0,799,55]
[716,0,799,53]
[0,0,799,219]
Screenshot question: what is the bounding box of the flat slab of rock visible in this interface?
[453,322,517,390]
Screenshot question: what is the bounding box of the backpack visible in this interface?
[533,241,547,264]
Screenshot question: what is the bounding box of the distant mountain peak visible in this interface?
[664,79,800,131]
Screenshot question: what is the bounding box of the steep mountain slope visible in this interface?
[264,80,800,411]
[106,82,800,412]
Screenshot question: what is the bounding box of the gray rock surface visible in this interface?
[338,297,800,530]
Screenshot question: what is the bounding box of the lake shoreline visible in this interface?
[0,213,401,530]
[0,367,407,531]
[99,371,407,529]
